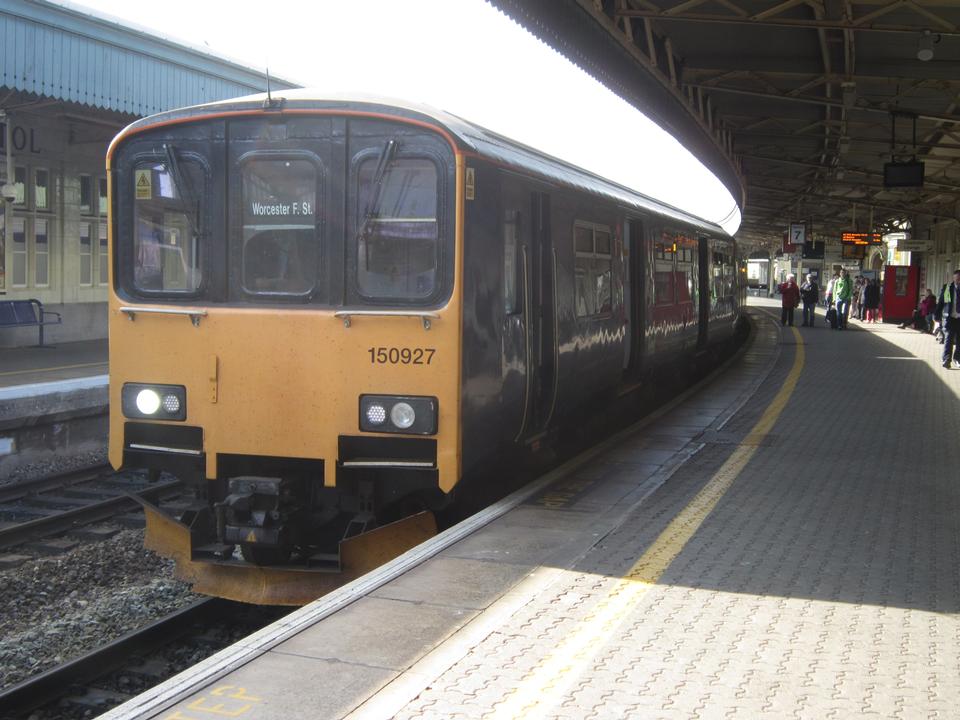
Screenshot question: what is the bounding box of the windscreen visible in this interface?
[241,158,319,296]
[131,158,203,293]
[356,157,439,300]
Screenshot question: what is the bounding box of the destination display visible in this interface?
[242,159,316,227]
[841,232,883,245]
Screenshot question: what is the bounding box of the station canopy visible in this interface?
[0,0,297,125]
[490,0,960,249]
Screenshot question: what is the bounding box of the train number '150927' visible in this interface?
[368,347,436,365]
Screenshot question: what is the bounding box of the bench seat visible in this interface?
[0,299,62,346]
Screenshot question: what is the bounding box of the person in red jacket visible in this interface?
[779,274,801,326]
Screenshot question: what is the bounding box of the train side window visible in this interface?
[356,156,438,300]
[574,222,612,318]
[132,158,204,293]
[504,210,522,314]
[654,265,675,306]
[241,158,319,297]
[653,234,676,306]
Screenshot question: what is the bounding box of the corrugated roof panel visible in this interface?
[0,0,298,116]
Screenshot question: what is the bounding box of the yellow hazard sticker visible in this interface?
[135,169,152,200]
[465,167,475,200]
[246,531,257,542]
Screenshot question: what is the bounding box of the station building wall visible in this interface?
[924,220,960,294]
[2,109,121,348]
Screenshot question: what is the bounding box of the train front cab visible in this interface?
[106,109,464,602]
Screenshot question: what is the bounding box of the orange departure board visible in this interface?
[841,232,883,245]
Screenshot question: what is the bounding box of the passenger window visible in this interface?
[356,156,438,300]
[504,210,521,314]
[241,159,318,297]
[654,234,677,307]
[132,158,204,293]
[654,266,675,306]
[574,222,613,318]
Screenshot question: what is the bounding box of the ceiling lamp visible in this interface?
[917,30,937,62]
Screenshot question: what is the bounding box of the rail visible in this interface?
[119,306,208,327]
[334,309,440,330]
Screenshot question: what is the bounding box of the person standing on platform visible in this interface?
[936,270,960,368]
[851,276,863,320]
[834,268,852,329]
[779,274,801,327]
[825,272,838,308]
[800,273,819,327]
[921,289,937,333]
[863,279,881,323]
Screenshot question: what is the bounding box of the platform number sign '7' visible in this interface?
[790,223,805,247]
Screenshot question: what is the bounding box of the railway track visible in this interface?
[0,597,288,719]
[0,465,183,557]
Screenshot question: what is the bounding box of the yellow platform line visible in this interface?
[0,361,108,378]
[489,321,804,719]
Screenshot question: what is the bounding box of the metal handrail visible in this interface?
[334,309,440,330]
[544,247,561,429]
[514,246,531,443]
[119,306,207,327]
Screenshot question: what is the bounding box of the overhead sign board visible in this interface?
[841,232,883,245]
[884,161,924,188]
[897,237,930,252]
[790,223,806,247]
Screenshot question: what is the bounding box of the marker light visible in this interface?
[390,402,416,429]
[359,395,438,435]
[162,394,181,414]
[366,403,387,425]
[136,389,161,415]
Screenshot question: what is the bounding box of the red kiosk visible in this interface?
[882,266,920,323]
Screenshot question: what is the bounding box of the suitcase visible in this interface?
[825,307,838,329]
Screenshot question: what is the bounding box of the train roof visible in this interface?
[115,90,729,237]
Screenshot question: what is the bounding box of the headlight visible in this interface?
[122,383,187,421]
[136,389,161,415]
[359,395,437,435]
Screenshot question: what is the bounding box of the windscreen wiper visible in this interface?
[163,143,202,243]
[356,138,399,243]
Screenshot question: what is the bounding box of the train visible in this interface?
[107,91,744,604]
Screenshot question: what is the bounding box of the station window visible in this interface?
[98,223,109,286]
[11,217,27,287]
[504,210,522,314]
[132,158,203,294]
[34,218,49,287]
[574,222,613,318]
[13,166,26,207]
[34,169,49,211]
[98,177,108,215]
[356,156,439,300]
[79,223,93,286]
[79,174,92,215]
[241,157,318,297]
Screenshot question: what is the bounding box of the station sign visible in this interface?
[841,232,883,245]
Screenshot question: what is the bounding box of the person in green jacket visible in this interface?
[834,268,852,329]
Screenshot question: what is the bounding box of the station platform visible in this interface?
[104,298,960,720]
[0,339,108,476]
[0,338,107,389]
